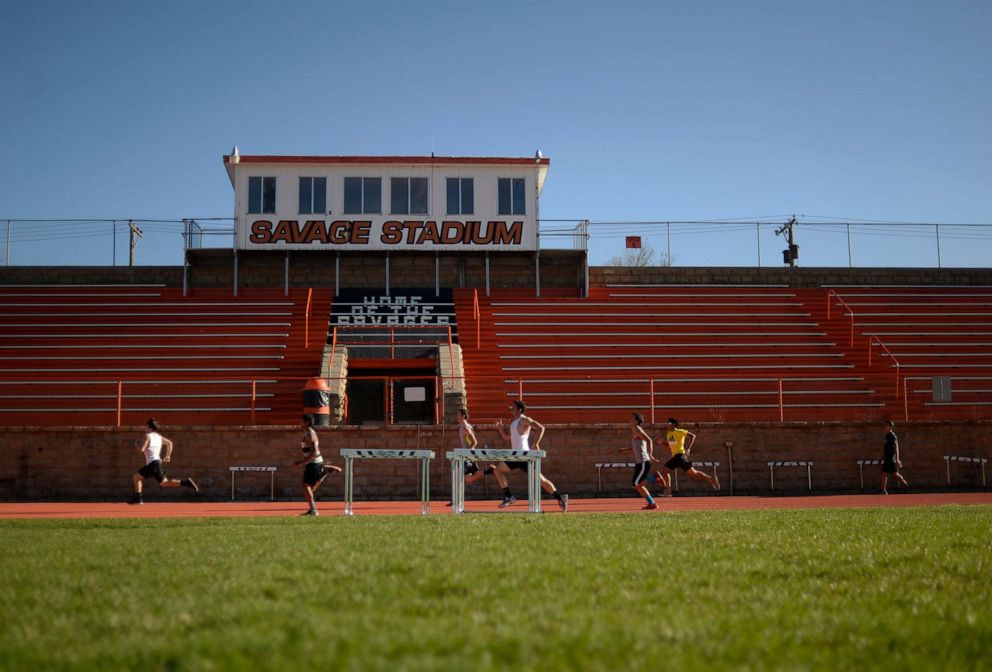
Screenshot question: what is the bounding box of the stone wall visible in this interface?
[4,257,989,291]
[590,265,992,287]
[1,421,987,501]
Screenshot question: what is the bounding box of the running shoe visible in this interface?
[498,495,517,508]
[559,494,569,512]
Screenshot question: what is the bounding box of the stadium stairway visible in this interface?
[0,285,333,426]
[817,286,992,421]
[453,286,886,423]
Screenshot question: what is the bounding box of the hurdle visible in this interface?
[594,461,720,492]
[448,448,546,513]
[340,449,435,515]
[229,466,277,501]
[856,459,883,490]
[944,455,988,487]
[768,461,813,491]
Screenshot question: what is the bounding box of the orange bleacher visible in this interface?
[0,285,332,426]
[824,286,992,420]
[454,285,889,423]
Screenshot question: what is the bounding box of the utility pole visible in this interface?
[128,220,143,267]
[776,216,798,267]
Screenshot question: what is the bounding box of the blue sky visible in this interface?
[1,0,990,268]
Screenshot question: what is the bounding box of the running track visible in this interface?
[1,492,990,519]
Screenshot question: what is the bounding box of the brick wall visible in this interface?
[1,421,987,501]
[4,256,989,290]
[590,266,992,287]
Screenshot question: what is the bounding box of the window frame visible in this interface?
[391,177,429,215]
[343,177,382,215]
[298,177,327,215]
[446,177,474,215]
[248,176,277,214]
[497,177,525,216]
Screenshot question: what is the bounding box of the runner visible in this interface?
[881,420,909,494]
[295,414,341,516]
[652,417,719,496]
[459,407,494,485]
[131,418,198,504]
[622,412,659,509]
[493,400,568,511]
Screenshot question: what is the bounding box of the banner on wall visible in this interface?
[238,218,534,251]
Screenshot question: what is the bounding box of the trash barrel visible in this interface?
[303,378,331,426]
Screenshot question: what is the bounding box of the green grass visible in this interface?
[1,507,990,671]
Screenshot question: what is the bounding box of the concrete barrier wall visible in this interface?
[1,421,987,501]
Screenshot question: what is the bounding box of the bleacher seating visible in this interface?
[825,286,992,420]
[454,286,884,423]
[0,285,332,426]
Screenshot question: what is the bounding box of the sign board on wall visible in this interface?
[241,218,530,251]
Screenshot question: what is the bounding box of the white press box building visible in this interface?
[223,150,551,253]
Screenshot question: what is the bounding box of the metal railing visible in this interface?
[3,372,991,427]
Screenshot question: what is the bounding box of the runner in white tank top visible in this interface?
[493,400,569,511]
[508,416,530,451]
[131,418,199,504]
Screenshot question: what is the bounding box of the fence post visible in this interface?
[305,287,313,349]
[649,379,655,424]
[778,378,784,422]
[116,381,123,427]
[250,378,257,425]
[903,376,909,422]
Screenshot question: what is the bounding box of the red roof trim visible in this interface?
[224,155,549,166]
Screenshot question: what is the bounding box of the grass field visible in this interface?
[1,506,990,671]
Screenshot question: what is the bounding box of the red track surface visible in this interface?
[1,493,989,519]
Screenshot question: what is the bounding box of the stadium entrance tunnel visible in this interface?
[345,365,438,425]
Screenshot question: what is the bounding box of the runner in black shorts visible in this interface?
[492,400,568,511]
[881,420,908,494]
[295,414,341,516]
[653,418,719,496]
[131,418,198,504]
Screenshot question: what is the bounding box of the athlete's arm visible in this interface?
[528,417,546,450]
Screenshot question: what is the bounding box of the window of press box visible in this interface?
[497,178,525,215]
[248,176,276,214]
[391,177,428,215]
[344,177,382,214]
[299,177,327,214]
[446,177,474,215]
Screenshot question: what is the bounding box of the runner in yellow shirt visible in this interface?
[652,417,719,497]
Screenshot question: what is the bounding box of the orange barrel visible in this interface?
[303,378,331,426]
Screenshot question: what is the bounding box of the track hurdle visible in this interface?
[448,448,546,513]
[768,460,813,491]
[944,455,988,487]
[229,466,277,501]
[856,459,883,490]
[340,449,435,515]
